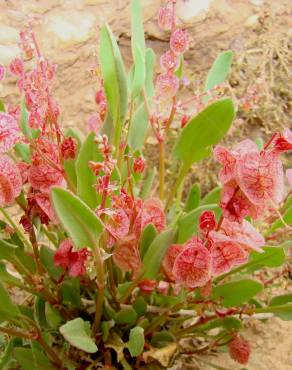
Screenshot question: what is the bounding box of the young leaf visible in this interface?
[177,204,221,243]
[75,133,101,209]
[205,51,233,91]
[99,24,128,126]
[185,184,201,212]
[127,326,144,357]
[139,223,157,258]
[144,48,156,99]
[0,282,20,319]
[212,279,263,308]
[269,295,292,320]
[143,229,174,279]
[115,308,137,325]
[201,186,222,206]
[128,103,149,151]
[60,318,98,353]
[173,99,235,166]
[51,188,103,250]
[13,347,57,370]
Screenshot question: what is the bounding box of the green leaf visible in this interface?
[99,24,128,126]
[139,223,157,258]
[0,338,22,370]
[127,326,144,357]
[131,47,145,99]
[201,186,222,206]
[212,279,263,308]
[128,103,149,151]
[173,99,235,166]
[143,229,174,279]
[269,295,292,320]
[151,331,175,348]
[60,318,97,353]
[0,101,5,112]
[60,279,81,307]
[40,246,62,280]
[249,246,285,268]
[51,188,103,250]
[0,282,20,318]
[20,98,31,139]
[0,262,23,287]
[266,206,292,236]
[185,184,201,212]
[133,297,147,316]
[144,48,156,99]
[75,133,101,208]
[177,204,221,243]
[14,143,31,163]
[140,168,157,200]
[115,308,137,325]
[205,51,233,91]
[13,347,57,370]
[34,297,47,328]
[45,303,63,329]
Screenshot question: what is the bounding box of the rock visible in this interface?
[0,25,19,45]
[84,0,107,4]
[176,0,213,24]
[249,0,264,5]
[0,45,19,65]
[43,11,96,48]
[245,14,259,28]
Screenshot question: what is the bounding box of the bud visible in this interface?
[170,29,190,55]
[139,279,156,294]
[95,89,106,105]
[9,58,24,77]
[160,50,179,72]
[61,137,78,160]
[158,4,173,31]
[228,334,251,365]
[156,73,179,100]
[274,128,292,152]
[199,211,216,232]
[133,157,145,174]
[180,114,189,128]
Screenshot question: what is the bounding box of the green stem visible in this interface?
[159,140,165,200]
[165,163,189,211]
[92,238,105,334]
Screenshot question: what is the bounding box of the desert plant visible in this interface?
[0,1,291,369]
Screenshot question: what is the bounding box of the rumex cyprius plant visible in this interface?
[0,1,291,369]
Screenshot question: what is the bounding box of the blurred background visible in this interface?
[0,1,291,368]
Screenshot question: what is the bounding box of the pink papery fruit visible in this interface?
[28,139,64,193]
[0,112,21,153]
[107,208,130,247]
[210,240,248,277]
[236,151,284,206]
[162,244,184,281]
[133,198,166,238]
[0,155,22,206]
[172,239,211,288]
[35,193,58,224]
[210,218,265,253]
[54,238,90,277]
[274,128,292,152]
[170,29,190,54]
[221,181,264,222]
[113,237,142,277]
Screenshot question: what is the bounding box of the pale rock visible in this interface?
[0,25,19,45]
[84,0,107,4]
[245,14,259,28]
[176,0,213,24]
[0,45,19,65]
[249,0,264,5]
[43,11,96,48]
